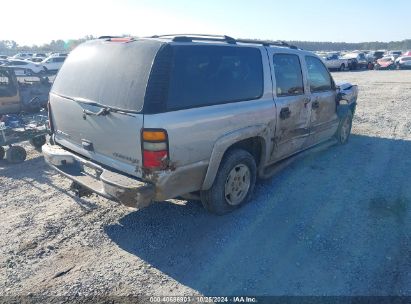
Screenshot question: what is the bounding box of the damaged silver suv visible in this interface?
[42,34,358,214]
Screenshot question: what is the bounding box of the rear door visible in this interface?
[268,50,312,161]
[303,55,339,146]
[50,39,163,178]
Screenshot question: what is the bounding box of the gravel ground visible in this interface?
[0,70,410,298]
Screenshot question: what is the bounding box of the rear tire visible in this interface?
[339,64,345,71]
[200,149,257,215]
[336,111,353,144]
[6,146,27,164]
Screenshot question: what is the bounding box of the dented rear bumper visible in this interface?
[42,144,155,208]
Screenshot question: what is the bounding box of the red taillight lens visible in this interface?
[142,129,168,170]
[143,150,168,168]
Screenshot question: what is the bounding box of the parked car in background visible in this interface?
[402,50,411,57]
[396,56,411,69]
[50,52,68,57]
[43,35,358,215]
[374,56,396,70]
[320,53,349,71]
[32,53,47,58]
[11,53,33,60]
[28,57,45,63]
[5,59,43,75]
[41,56,66,72]
[388,50,402,60]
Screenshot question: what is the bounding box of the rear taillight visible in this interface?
[142,129,169,170]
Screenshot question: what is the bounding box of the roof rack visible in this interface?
[149,34,298,49]
[236,39,298,49]
[150,34,237,44]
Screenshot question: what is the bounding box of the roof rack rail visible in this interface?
[150,34,237,44]
[235,39,298,49]
[149,34,298,49]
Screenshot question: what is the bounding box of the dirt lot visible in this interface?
[1,70,410,298]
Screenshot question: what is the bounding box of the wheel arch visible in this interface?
[201,125,269,190]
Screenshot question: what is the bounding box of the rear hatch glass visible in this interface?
[52,39,163,112]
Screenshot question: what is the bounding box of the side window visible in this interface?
[305,56,333,92]
[55,57,65,62]
[273,54,304,97]
[167,45,263,110]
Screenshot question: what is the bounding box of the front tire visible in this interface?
[336,111,353,144]
[339,64,345,71]
[201,149,257,215]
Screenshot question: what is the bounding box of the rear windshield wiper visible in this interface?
[54,94,136,117]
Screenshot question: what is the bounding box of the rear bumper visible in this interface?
[42,143,155,208]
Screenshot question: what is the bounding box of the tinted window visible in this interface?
[54,57,65,62]
[167,45,263,110]
[273,54,304,97]
[305,56,333,92]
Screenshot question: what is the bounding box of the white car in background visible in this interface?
[320,53,349,71]
[10,53,33,60]
[41,56,66,72]
[5,59,43,75]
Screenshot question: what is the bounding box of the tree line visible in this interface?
[1,36,410,54]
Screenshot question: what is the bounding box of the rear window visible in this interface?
[166,45,263,111]
[51,39,163,112]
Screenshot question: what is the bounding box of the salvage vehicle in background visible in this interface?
[396,56,411,69]
[320,53,349,71]
[374,56,396,70]
[5,59,43,75]
[387,50,402,60]
[0,66,49,163]
[43,35,358,215]
[367,50,385,62]
[341,52,370,70]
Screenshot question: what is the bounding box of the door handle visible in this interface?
[312,100,320,109]
[280,107,291,119]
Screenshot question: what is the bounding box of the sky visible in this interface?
[2,0,410,46]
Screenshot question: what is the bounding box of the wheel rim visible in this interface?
[224,164,251,206]
[340,116,351,142]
